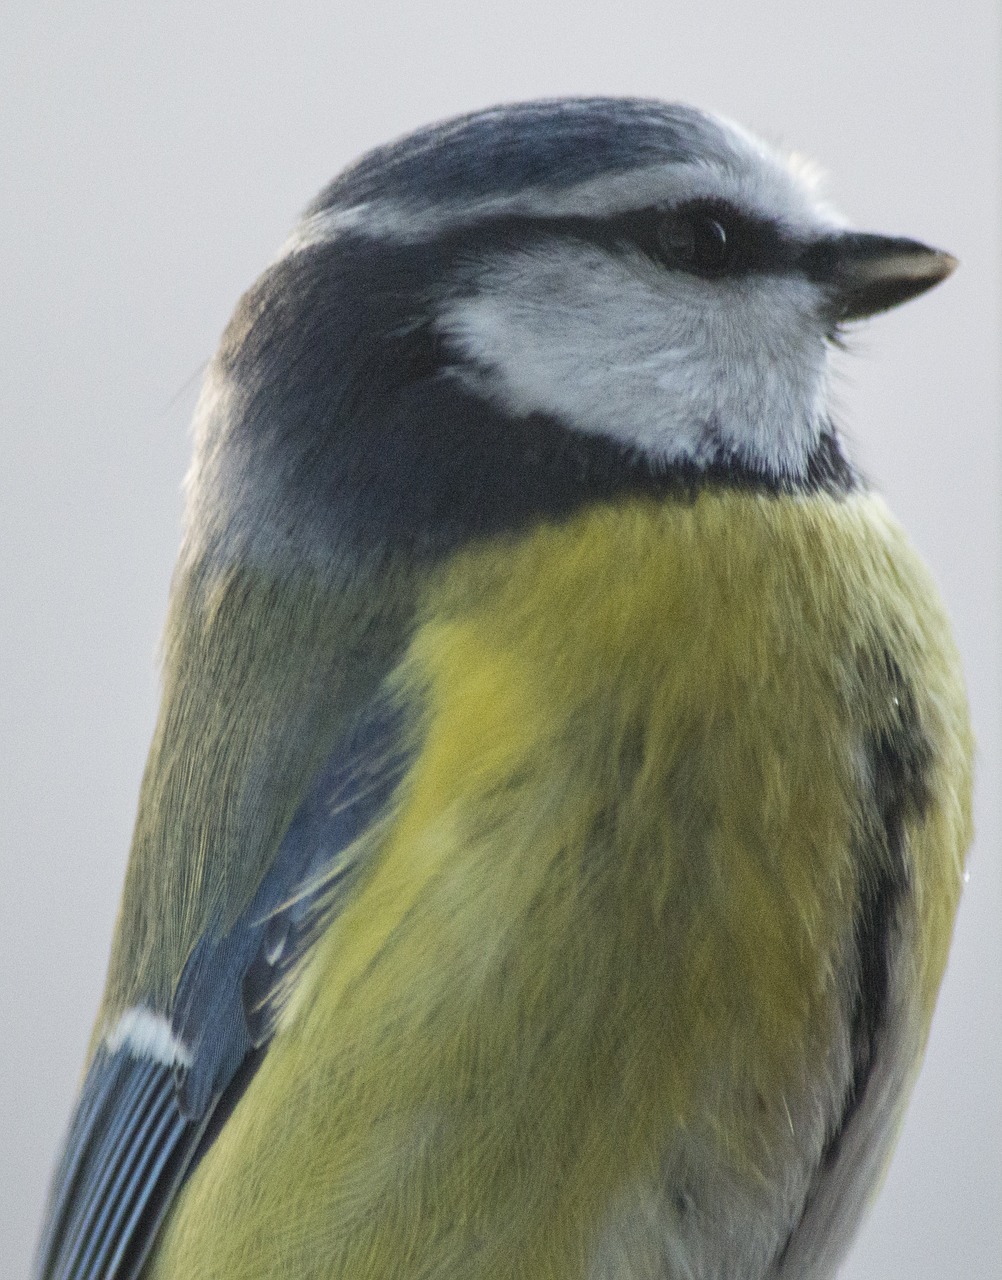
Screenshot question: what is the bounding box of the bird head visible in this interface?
[185,98,955,569]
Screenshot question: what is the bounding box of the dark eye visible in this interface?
[656,211,732,275]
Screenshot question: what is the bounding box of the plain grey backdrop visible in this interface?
[2,3,999,1276]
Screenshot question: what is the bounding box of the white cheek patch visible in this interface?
[438,243,831,480]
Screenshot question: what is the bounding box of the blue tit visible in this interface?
[35,98,971,1280]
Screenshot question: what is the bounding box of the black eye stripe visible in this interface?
[451,202,803,279]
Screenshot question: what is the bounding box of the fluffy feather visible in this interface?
[147,491,971,1279]
[35,97,968,1280]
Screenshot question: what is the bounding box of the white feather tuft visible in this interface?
[104,1007,192,1069]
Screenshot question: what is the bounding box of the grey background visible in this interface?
[1,3,998,1276]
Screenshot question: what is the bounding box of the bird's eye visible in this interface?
[656,211,732,275]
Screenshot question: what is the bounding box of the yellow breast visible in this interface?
[153,489,971,1279]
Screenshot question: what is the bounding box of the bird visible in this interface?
[34,97,972,1280]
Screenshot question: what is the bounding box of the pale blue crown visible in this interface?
[305,98,736,216]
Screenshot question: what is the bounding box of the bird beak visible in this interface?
[803,231,957,322]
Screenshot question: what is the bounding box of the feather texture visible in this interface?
[34,692,415,1280]
[35,96,968,1280]
[145,491,971,1279]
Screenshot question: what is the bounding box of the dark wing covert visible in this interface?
[35,691,412,1280]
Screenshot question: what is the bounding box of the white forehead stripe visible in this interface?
[279,147,845,260]
[104,1007,192,1069]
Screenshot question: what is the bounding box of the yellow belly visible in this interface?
[152,489,971,1279]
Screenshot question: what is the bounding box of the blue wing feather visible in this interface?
[35,690,412,1280]
[173,690,411,1114]
[34,1050,201,1280]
